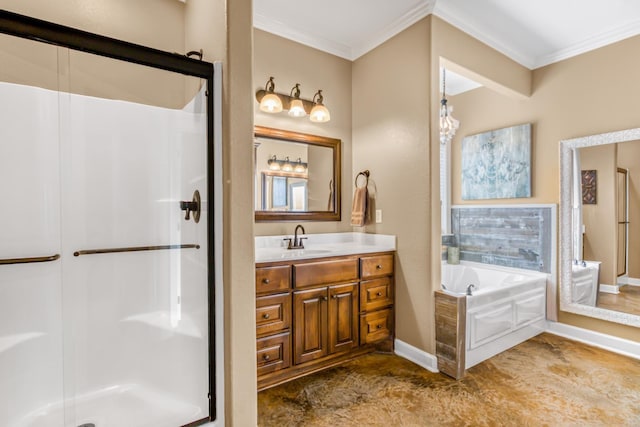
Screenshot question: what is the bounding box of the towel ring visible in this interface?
[355,170,370,188]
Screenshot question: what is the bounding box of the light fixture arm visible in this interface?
[265,76,276,93]
[290,83,301,99]
[312,90,324,105]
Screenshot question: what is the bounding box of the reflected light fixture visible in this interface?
[294,157,306,173]
[259,77,283,113]
[255,77,331,123]
[282,157,293,172]
[266,155,308,173]
[288,84,306,117]
[267,155,281,171]
[310,90,330,123]
[439,68,460,145]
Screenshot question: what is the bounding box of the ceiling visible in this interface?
[254,0,640,94]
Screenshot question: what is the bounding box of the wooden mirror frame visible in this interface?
[255,126,341,222]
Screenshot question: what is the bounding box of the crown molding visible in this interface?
[350,0,436,60]
[253,12,353,60]
[533,19,640,69]
[432,2,535,69]
[255,1,435,61]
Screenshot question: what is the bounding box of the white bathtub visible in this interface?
[571,261,601,306]
[441,261,548,369]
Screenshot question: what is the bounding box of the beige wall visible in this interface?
[253,29,353,235]
[353,19,433,352]
[448,32,640,341]
[581,145,617,285]
[618,141,640,278]
[2,1,257,424]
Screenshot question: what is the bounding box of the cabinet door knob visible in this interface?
[262,354,270,361]
[263,313,270,319]
[262,278,270,284]
[377,324,383,329]
[322,296,328,301]
[332,294,338,299]
[376,292,383,297]
[376,264,383,270]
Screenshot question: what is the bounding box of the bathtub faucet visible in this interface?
[466,284,476,296]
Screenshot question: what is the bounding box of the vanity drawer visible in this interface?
[293,258,359,288]
[360,277,394,312]
[360,254,394,279]
[257,332,291,376]
[360,308,393,344]
[256,265,291,294]
[256,293,291,337]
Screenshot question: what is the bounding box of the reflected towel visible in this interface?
[350,186,368,226]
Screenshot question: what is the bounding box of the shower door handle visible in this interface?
[0,254,60,265]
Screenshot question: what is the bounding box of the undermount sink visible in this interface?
[285,249,331,257]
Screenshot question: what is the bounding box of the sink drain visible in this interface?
[78,424,96,427]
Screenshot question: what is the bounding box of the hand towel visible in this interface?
[350,186,368,226]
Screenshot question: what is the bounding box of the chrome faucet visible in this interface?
[284,224,307,249]
[466,284,476,296]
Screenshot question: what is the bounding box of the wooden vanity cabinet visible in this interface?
[256,251,395,391]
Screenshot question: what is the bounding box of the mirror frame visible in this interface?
[560,127,640,327]
[254,126,341,222]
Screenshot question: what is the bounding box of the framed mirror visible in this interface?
[560,127,640,327]
[254,126,341,222]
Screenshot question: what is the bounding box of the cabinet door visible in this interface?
[293,288,328,365]
[328,283,359,354]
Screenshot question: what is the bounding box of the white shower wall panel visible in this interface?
[0,82,64,426]
[0,82,60,258]
[1,80,209,425]
[60,87,209,413]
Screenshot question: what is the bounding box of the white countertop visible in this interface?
[255,232,396,263]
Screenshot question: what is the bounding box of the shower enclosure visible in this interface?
[0,11,218,427]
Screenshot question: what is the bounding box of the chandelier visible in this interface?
[439,68,460,145]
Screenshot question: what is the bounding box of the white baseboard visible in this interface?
[618,276,640,286]
[546,321,640,360]
[599,284,619,294]
[394,339,439,372]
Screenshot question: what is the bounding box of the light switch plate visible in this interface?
[375,209,382,223]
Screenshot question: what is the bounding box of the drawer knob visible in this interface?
[263,313,270,319]
[262,278,270,284]
[376,292,383,297]
[377,324,383,329]
[262,354,270,361]
[376,264,383,270]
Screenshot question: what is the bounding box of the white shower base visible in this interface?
[16,384,204,427]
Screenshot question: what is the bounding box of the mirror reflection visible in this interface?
[561,128,640,327]
[572,140,640,316]
[254,126,341,222]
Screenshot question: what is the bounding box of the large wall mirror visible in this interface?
[254,126,341,222]
[560,127,640,327]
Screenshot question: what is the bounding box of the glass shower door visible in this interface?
[0,34,65,427]
[0,18,213,426]
[60,51,210,427]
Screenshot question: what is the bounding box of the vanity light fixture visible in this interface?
[266,155,308,173]
[310,90,330,123]
[294,157,307,173]
[288,84,306,117]
[255,78,331,122]
[439,68,460,145]
[282,156,293,172]
[259,77,283,113]
[267,155,281,171]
